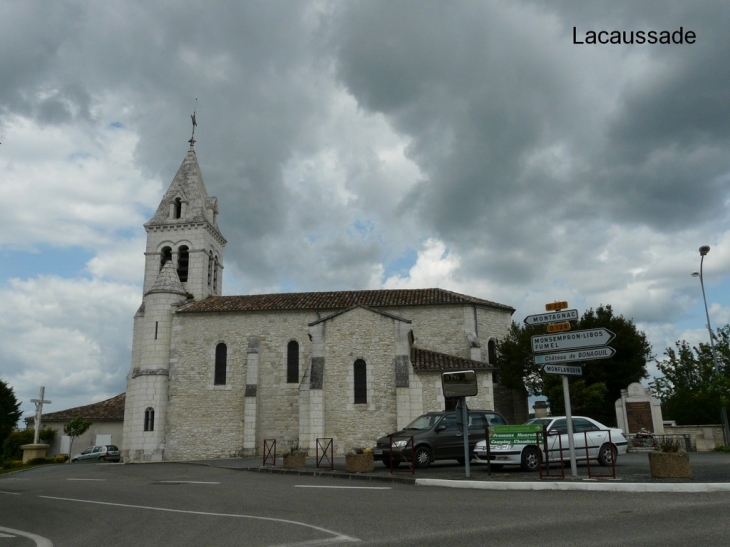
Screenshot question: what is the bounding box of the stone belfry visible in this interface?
[122,113,226,462]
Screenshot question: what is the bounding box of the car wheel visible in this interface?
[381,458,400,469]
[521,446,540,471]
[414,446,432,469]
[98,456,105,461]
[71,458,78,463]
[598,443,618,466]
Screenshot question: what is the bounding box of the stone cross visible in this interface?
[30,386,51,444]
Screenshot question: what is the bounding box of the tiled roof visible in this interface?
[26,393,125,424]
[411,347,495,371]
[178,288,514,314]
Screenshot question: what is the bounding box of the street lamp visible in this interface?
[692,245,730,446]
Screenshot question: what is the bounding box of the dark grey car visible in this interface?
[373,410,507,468]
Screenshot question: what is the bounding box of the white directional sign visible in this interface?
[531,328,615,353]
[534,346,616,365]
[523,309,579,326]
[542,364,583,376]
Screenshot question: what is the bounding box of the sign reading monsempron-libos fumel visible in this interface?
[531,328,615,353]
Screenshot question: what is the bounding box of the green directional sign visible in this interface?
[490,425,543,445]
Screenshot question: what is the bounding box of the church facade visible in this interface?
[122,142,519,463]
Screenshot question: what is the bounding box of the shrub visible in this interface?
[1,428,57,460]
[54,454,68,463]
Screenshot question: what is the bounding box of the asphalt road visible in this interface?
[2,458,730,546]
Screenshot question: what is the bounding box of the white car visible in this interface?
[473,416,628,471]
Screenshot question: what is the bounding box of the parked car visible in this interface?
[373,410,507,469]
[473,416,628,471]
[71,445,121,463]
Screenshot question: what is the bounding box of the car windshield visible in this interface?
[525,418,552,428]
[404,414,441,430]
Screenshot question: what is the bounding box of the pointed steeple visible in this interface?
[146,260,187,296]
[145,146,221,231]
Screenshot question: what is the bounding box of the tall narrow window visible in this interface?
[488,339,498,384]
[354,359,367,404]
[154,321,158,340]
[160,247,172,270]
[174,197,182,219]
[213,256,219,291]
[214,343,227,385]
[144,407,155,431]
[207,251,213,286]
[177,245,189,282]
[287,341,299,383]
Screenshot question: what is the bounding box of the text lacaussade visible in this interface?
[573,26,695,45]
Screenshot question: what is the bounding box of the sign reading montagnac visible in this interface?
[531,328,615,353]
[523,309,579,326]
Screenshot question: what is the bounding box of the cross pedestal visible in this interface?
[21,386,52,462]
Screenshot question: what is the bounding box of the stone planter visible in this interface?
[648,451,692,479]
[19,444,50,463]
[283,452,307,468]
[345,453,375,473]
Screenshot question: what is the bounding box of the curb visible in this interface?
[240,466,417,485]
[415,478,730,492]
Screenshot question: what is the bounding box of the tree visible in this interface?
[0,378,22,450]
[496,305,652,426]
[63,415,92,459]
[650,325,730,425]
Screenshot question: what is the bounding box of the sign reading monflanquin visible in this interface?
[441,370,478,398]
[542,364,583,376]
[531,328,615,353]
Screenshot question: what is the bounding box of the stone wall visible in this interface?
[664,425,724,451]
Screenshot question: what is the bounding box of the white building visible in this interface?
[122,138,522,463]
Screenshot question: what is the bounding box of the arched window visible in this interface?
[354,359,367,404]
[160,247,172,270]
[488,339,498,384]
[174,197,182,219]
[214,343,227,385]
[144,407,155,432]
[487,339,497,364]
[207,251,213,286]
[287,340,299,383]
[177,245,189,282]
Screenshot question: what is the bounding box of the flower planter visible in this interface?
[283,452,307,468]
[345,453,374,473]
[648,451,691,479]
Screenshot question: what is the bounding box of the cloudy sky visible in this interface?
[2,0,729,421]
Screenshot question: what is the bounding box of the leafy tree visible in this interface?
[0,379,22,450]
[650,325,730,425]
[64,415,92,459]
[496,305,651,426]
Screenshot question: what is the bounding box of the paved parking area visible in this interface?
[190,451,730,488]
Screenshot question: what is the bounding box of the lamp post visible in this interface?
[692,245,730,446]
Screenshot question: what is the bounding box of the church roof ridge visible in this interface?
[178,287,514,314]
[25,393,126,423]
[410,347,495,371]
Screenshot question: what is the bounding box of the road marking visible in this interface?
[294,485,391,490]
[67,478,107,481]
[0,526,53,546]
[156,480,220,484]
[38,495,358,544]
[0,490,21,495]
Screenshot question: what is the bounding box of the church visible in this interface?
[121,134,523,463]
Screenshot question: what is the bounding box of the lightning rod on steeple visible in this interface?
[189,98,198,147]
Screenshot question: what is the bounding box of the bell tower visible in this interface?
[123,114,226,462]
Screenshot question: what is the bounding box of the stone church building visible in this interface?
[122,139,522,463]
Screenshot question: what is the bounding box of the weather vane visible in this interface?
[189,98,198,147]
